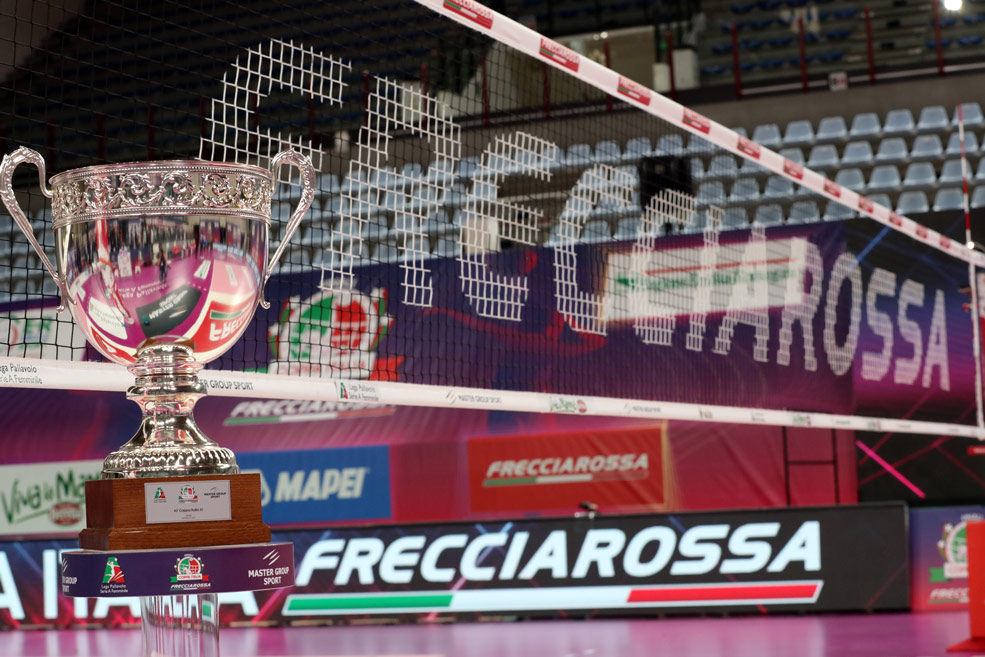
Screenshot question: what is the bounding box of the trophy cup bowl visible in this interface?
[0,146,316,479]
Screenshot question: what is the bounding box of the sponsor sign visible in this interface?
[910,506,984,611]
[222,398,392,425]
[0,460,101,537]
[442,0,493,28]
[681,108,711,134]
[538,37,579,72]
[783,158,804,180]
[616,76,651,106]
[237,446,391,525]
[0,505,908,627]
[0,305,88,360]
[822,179,841,198]
[737,136,760,159]
[144,480,231,524]
[468,427,664,512]
[858,196,874,214]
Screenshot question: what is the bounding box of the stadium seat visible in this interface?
[614,217,645,240]
[722,207,749,229]
[807,144,840,169]
[953,102,984,128]
[823,201,855,221]
[946,131,980,156]
[779,147,805,164]
[431,237,459,258]
[425,210,454,238]
[816,116,848,142]
[904,162,939,188]
[910,135,944,160]
[690,158,706,180]
[729,178,760,202]
[732,127,749,138]
[582,220,612,242]
[318,173,340,194]
[896,191,930,214]
[788,201,821,224]
[782,120,815,146]
[706,155,739,179]
[834,168,866,192]
[849,112,881,138]
[565,143,593,167]
[842,141,875,166]
[753,204,784,226]
[883,109,915,135]
[875,138,909,163]
[932,188,964,212]
[594,140,621,164]
[622,137,652,161]
[457,157,480,179]
[973,186,985,209]
[916,106,949,132]
[697,181,725,205]
[762,175,794,199]
[751,123,782,148]
[688,135,716,153]
[867,165,902,192]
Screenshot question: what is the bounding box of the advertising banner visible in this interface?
[910,505,984,611]
[0,460,102,538]
[0,504,906,628]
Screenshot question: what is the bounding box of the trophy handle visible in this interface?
[260,149,316,309]
[0,147,69,311]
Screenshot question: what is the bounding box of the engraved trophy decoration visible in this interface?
[0,146,312,657]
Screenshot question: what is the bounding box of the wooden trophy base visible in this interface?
[80,473,270,551]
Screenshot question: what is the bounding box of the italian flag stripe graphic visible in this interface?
[282,581,823,615]
[483,472,643,486]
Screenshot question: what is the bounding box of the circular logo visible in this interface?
[50,502,82,526]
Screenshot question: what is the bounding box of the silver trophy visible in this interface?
[0,146,315,479]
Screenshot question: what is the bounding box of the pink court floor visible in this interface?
[0,611,975,657]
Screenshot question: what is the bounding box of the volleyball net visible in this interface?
[0,0,982,437]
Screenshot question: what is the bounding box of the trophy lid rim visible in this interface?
[49,159,273,184]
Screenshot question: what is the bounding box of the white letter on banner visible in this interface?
[768,521,821,572]
[460,132,558,321]
[623,526,677,577]
[295,539,345,586]
[517,530,569,579]
[380,536,425,584]
[861,268,897,382]
[553,165,628,335]
[629,189,696,346]
[720,522,780,574]
[0,552,24,620]
[823,252,863,376]
[777,240,823,370]
[461,533,510,582]
[670,524,729,576]
[571,528,627,578]
[686,207,723,352]
[420,534,468,583]
[895,279,925,386]
[922,289,950,390]
[712,226,770,362]
[335,538,385,585]
[498,532,529,580]
[322,76,460,307]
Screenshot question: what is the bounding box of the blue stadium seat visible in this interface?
[816,116,848,142]
[916,106,949,132]
[622,137,652,161]
[910,135,944,160]
[752,123,782,148]
[582,220,612,242]
[729,178,761,201]
[807,144,840,169]
[823,201,855,221]
[690,158,706,180]
[884,109,915,135]
[739,157,767,175]
[753,204,784,226]
[565,144,593,167]
[973,186,985,209]
[842,141,875,166]
[788,201,820,224]
[318,173,340,194]
[976,159,985,182]
[904,162,939,188]
[688,135,717,154]
[849,112,881,138]
[783,120,815,146]
[834,168,866,192]
[953,102,984,128]
[722,207,749,229]
[594,140,622,164]
[933,188,964,212]
[867,165,902,192]
[697,181,725,205]
[946,131,979,156]
[614,217,645,240]
[732,127,749,138]
[681,212,707,234]
[875,138,909,163]
[457,157,480,179]
[706,155,739,179]
[779,147,805,164]
[867,193,893,209]
[896,191,930,214]
[762,175,795,199]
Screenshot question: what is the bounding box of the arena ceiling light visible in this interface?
[944,0,963,11]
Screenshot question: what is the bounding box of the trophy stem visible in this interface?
[101,337,238,479]
[140,594,219,657]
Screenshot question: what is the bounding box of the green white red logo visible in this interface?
[154,487,166,500]
[103,557,125,584]
[823,179,841,198]
[682,109,711,134]
[738,136,760,159]
[858,196,874,214]
[172,555,209,582]
[616,76,651,106]
[179,485,197,501]
[443,0,493,29]
[539,37,580,72]
[783,159,804,180]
